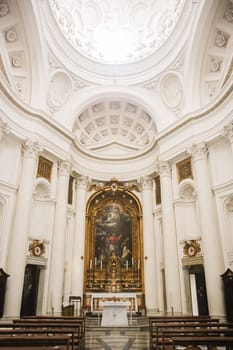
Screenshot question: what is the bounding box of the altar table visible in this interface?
[90,292,138,313]
[99,301,130,326]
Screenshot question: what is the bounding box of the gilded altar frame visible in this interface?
[84,179,144,295]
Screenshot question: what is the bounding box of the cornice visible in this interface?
[1,64,232,179]
[212,179,233,195]
[0,77,73,141]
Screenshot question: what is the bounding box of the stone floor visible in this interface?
[84,317,150,350]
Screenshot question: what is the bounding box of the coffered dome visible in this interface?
[73,100,157,158]
[48,0,185,64]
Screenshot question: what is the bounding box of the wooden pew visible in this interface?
[150,323,219,349]
[0,334,70,349]
[0,328,76,350]
[159,327,233,350]
[149,315,218,327]
[15,316,85,334]
[4,321,82,350]
[150,320,233,349]
[13,318,85,349]
[149,316,219,350]
[171,336,233,349]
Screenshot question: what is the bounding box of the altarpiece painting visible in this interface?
[84,179,143,295]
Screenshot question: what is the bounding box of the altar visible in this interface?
[99,300,130,326]
[89,292,138,313]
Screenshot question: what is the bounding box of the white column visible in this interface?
[49,160,71,314]
[71,175,89,298]
[0,118,9,141]
[157,160,182,313]
[140,176,158,313]
[4,139,42,318]
[153,214,165,313]
[187,142,225,317]
[222,119,233,154]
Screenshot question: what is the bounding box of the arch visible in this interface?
[53,85,175,132]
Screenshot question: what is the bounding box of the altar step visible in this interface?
[84,317,150,350]
[85,315,149,328]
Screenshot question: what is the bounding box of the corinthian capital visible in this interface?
[222,119,233,143]
[156,160,171,177]
[76,175,89,190]
[139,175,153,190]
[186,141,208,161]
[0,118,10,141]
[58,160,72,177]
[22,139,43,159]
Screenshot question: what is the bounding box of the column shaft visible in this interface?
[49,160,71,314]
[141,176,158,313]
[4,139,42,318]
[71,176,88,297]
[154,214,165,312]
[187,142,225,317]
[158,161,182,313]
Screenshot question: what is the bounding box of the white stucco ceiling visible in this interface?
[1,0,233,180]
[48,0,185,64]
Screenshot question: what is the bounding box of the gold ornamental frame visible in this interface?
[84,179,144,294]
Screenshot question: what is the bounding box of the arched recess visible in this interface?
[175,179,199,242]
[55,85,171,132]
[84,179,144,294]
[29,179,54,243]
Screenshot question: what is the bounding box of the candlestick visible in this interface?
[132,257,134,266]
[90,259,92,270]
[138,259,140,270]
[95,257,97,266]
[126,260,128,269]
[100,259,102,270]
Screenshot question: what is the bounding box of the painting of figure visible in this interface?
[95,203,132,268]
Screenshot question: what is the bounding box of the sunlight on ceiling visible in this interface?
[48,0,185,64]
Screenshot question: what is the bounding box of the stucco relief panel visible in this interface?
[160,72,184,111]
[47,70,72,110]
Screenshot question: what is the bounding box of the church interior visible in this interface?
[0,0,233,348]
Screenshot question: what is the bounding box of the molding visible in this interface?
[212,179,233,195]
[26,255,48,266]
[0,181,17,193]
